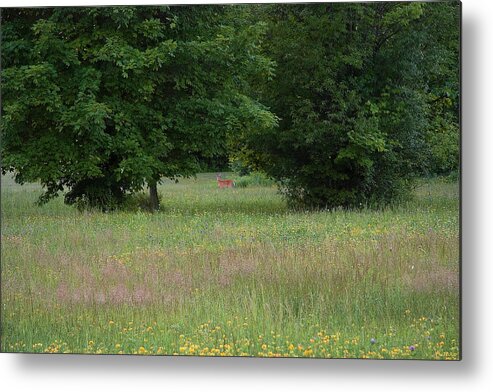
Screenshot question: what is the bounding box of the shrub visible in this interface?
[234,172,275,188]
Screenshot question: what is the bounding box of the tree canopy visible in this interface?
[1,3,460,211]
[1,6,277,210]
[235,1,460,208]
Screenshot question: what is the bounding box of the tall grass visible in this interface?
[1,173,459,359]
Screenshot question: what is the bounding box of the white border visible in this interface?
[1,1,492,391]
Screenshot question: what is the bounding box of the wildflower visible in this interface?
[409,345,415,351]
[370,338,376,344]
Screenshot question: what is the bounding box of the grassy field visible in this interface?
[1,173,460,359]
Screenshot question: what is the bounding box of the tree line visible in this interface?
[1,2,460,210]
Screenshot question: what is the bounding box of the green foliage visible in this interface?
[229,157,251,177]
[412,2,460,176]
[426,115,460,175]
[1,3,459,211]
[238,2,460,209]
[234,172,275,188]
[1,6,277,210]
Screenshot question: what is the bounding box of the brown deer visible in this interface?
[216,173,234,188]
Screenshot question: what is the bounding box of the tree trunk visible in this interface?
[149,182,159,212]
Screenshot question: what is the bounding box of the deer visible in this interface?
[216,173,234,188]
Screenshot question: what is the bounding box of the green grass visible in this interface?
[1,173,459,359]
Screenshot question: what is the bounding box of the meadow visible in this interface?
[1,173,460,359]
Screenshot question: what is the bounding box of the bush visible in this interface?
[234,172,275,188]
[425,120,460,176]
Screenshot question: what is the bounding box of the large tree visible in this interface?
[238,2,460,208]
[1,6,277,210]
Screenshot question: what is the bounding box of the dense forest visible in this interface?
[1,2,460,210]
